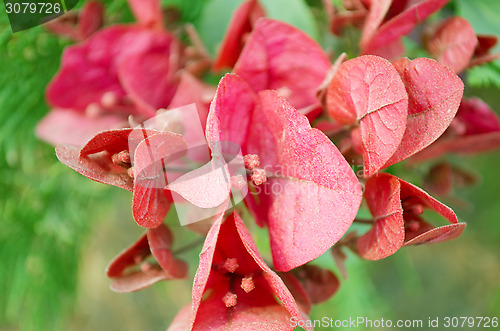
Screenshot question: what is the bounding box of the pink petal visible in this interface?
[167,158,231,209]
[423,162,454,196]
[168,72,215,128]
[213,0,265,71]
[110,267,171,293]
[385,57,463,167]
[56,144,134,191]
[106,233,150,278]
[47,26,134,111]
[369,38,405,61]
[411,131,500,162]
[362,0,449,56]
[80,128,133,156]
[474,35,498,57]
[359,0,392,50]
[36,108,124,146]
[118,35,180,116]
[78,0,104,40]
[106,224,187,293]
[404,222,466,246]
[398,177,458,224]
[190,212,310,330]
[248,91,362,271]
[357,173,405,260]
[456,98,500,135]
[47,25,173,116]
[127,0,163,29]
[292,265,340,304]
[205,74,255,151]
[133,132,188,228]
[147,225,188,278]
[427,17,478,73]
[326,55,408,177]
[233,18,330,109]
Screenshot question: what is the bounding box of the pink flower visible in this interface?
[212,0,265,71]
[106,224,187,292]
[204,74,363,271]
[356,173,466,260]
[326,55,463,177]
[37,0,182,146]
[56,128,188,228]
[168,212,312,331]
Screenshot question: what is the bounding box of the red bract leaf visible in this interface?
[361,0,449,56]
[359,0,392,50]
[118,39,180,115]
[412,132,500,162]
[385,57,463,167]
[357,173,405,260]
[427,17,478,73]
[106,224,187,293]
[399,177,458,224]
[206,74,362,271]
[47,26,135,112]
[43,0,103,41]
[248,91,362,271]
[469,35,500,67]
[456,98,500,135]
[80,128,133,156]
[326,55,408,177]
[127,0,163,30]
[167,158,231,208]
[176,212,310,331]
[213,0,265,71]
[233,18,330,109]
[106,233,150,278]
[357,173,465,257]
[147,225,188,278]
[78,0,104,40]
[168,72,215,126]
[133,132,188,228]
[424,162,454,196]
[474,35,498,57]
[277,272,312,314]
[411,98,500,161]
[47,26,175,116]
[292,265,340,304]
[205,74,255,150]
[56,144,134,191]
[35,109,124,147]
[404,222,466,246]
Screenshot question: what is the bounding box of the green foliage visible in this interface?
[0,10,113,331]
[467,61,500,89]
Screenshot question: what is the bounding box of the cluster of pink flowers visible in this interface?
[39,0,500,329]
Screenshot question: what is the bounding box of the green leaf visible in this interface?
[467,60,500,89]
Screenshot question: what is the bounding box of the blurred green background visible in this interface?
[1,0,499,330]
